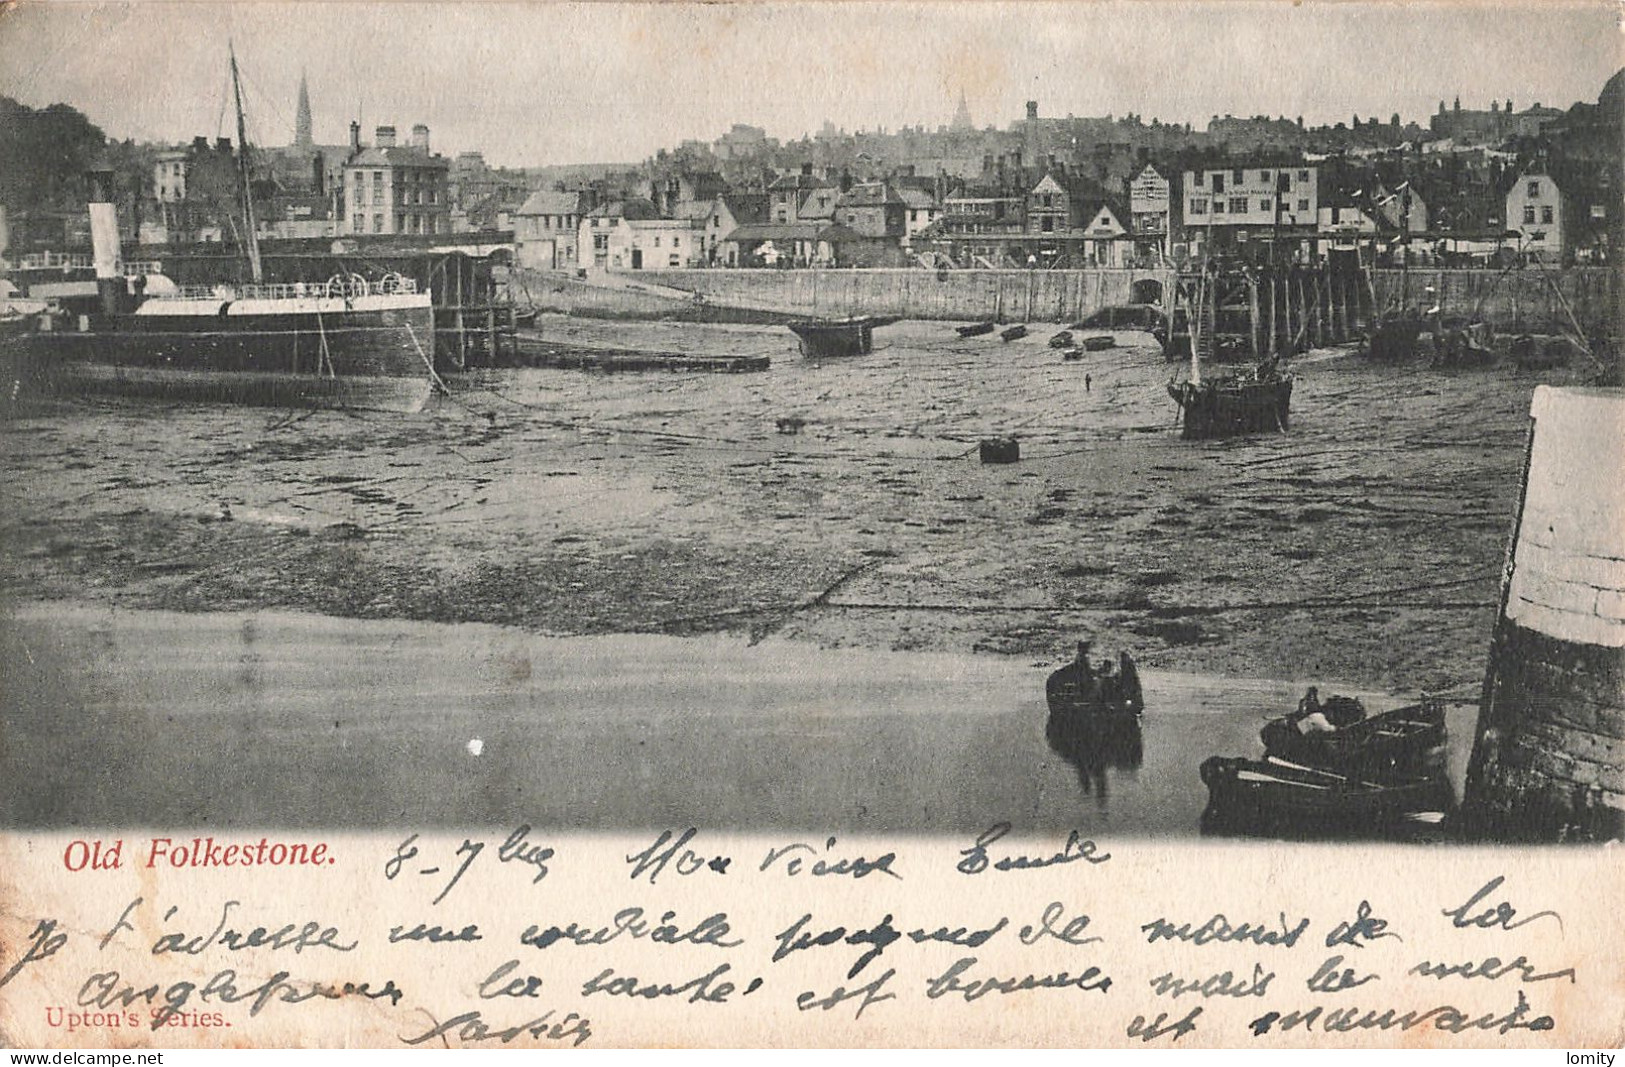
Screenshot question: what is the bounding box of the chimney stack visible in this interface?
[85,167,122,315]
[1026,100,1038,121]
[375,125,397,148]
[412,124,430,152]
[350,121,361,152]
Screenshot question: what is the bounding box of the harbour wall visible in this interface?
[521,265,1620,335]
[1463,386,1625,842]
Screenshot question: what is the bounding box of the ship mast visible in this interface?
[229,42,264,285]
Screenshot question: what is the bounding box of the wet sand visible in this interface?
[0,603,1475,833]
[0,317,1566,692]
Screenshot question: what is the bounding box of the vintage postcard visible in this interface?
[1,0,1622,1049]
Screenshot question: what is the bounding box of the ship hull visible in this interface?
[787,318,876,358]
[18,295,438,413]
[1168,377,1293,440]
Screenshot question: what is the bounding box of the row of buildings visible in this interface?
[509,71,1621,273]
[509,149,1616,273]
[23,69,1616,274]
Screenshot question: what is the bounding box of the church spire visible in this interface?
[295,70,313,147]
[951,88,973,132]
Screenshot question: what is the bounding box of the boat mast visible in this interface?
[1399,181,1411,310]
[229,42,264,285]
[1190,266,1204,386]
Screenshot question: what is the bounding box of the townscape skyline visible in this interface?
[0,1,1619,167]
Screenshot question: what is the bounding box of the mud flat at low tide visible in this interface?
[0,319,1553,693]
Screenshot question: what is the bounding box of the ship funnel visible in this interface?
[87,167,123,315]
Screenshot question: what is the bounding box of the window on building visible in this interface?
[1212,174,1225,194]
[355,185,365,206]
[1231,197,1248,214]
[1524,206,1537,224]
[1297,199,1309,212]
[1541,205,1553,224]
[396,214,405,232]
[669,254,681,267]
[1528,181,1541,198]
[1259,170,1271,183]
[1213,200,1226,214]
[353,215,364,233]
[654,236,661,247]
[1592,204,1607,219]
[1193,172,1205,187]
[373,213,383,232]
[1260,199,1272,213]
[1232,168,1244,184]
[673,236,681,247]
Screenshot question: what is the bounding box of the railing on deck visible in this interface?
[162,273,419,302]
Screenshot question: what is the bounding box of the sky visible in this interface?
[0,1,1620,168]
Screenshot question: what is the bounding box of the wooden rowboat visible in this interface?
[1199,755,1455,836]
[1259,698,1447,782]
[1045,643,1144,721]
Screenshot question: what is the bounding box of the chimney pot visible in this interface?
[375,125,397,148]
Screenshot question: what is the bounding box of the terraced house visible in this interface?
[341,124,450,236]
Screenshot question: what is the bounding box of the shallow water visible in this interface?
[0,602,1475,837]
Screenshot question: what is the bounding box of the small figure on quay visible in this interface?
[1085,373,1093,392]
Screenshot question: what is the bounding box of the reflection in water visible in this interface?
[1,603,1480,837]
[1045,708,1145,802]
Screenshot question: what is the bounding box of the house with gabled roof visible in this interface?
[768,166,834,223]
[896,186,941,248]
[836,182,907,240]
[1506,161,1620,265]
[577,197,660,270]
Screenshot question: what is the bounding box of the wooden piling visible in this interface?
[1339,271,1352,341]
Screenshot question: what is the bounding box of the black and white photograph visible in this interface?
[0,0,1620,1050]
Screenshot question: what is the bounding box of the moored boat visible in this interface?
[1166,264,1292,440]
[1000,324,1028,342]
[1081,334,1114,351]
[17,48,440,413]
[1048,330,1075,349]
[1199,755,1455,835]
[956,320,995,338]
[1167,371,1293,440]
[1365,309,1426,361]
[1045,641,1144,720]
[787,316,875,357]
[1260,695,1447,781]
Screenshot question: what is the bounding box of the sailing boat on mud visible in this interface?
[21,46,440,413]
[1166,263,1293,440]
